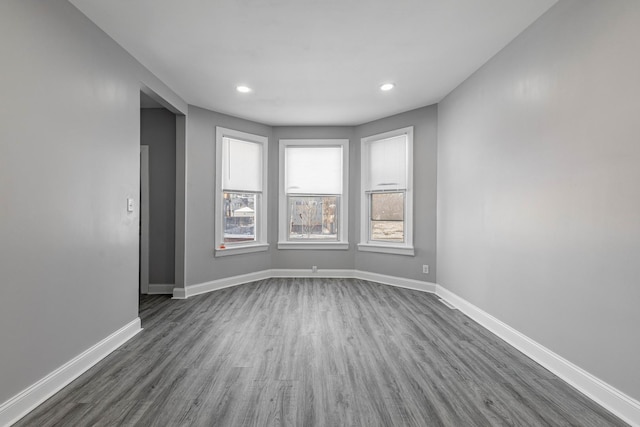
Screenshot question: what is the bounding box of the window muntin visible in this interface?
[360,127,413,255]
[278,139,349,249]
[215,127,268,256]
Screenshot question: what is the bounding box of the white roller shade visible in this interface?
[285,146,342,194]
[367,134,407,191]
[222,137,262,191]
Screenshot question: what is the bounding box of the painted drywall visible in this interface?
[437,0,640,400]
[270,127,357,271]
[141,108,176,285]
[186,114,436,279]
[184,106,272,286]
[0,0,185,405]
[355,106,438,282]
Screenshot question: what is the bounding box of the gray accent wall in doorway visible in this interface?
[437,0,640,401]
[140,108,177,286]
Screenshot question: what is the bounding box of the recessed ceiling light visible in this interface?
[380,83,395,91]
[236,85,252,93]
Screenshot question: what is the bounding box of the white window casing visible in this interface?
[215,127,269,257]
[359,126,414,256]
[278,139,349,250]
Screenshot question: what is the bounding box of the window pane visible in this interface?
[370,192,404,242]
[367,135,407,191]
[288,196,339,240]
[285,146,342,194]
[222,138,262,191]
[223,192,256,243]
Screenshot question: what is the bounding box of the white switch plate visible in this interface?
[127,198,134,212]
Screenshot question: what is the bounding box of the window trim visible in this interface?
[358,126,414,256]
[278,139,349,250]
[215,127,269,257]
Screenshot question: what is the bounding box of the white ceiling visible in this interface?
[69,0,557,126]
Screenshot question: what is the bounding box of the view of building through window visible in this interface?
[370,192,404,242]
[223,192,256,242]
[288,196,338,240]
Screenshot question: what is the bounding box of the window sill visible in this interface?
[278,241,349,250]
[357,243,414,256]
[215,243,269,257]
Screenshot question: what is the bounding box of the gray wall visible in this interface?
[270,127,357,271]
[185,114,436,281]
[10,0,635,413]
[0,0,186,405]
[437,0,640,400]
[355,106,438,282]
[185,106,272,285]
[141,108,176,285]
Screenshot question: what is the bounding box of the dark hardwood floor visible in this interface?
[15,278,626,426]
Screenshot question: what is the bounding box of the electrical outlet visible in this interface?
[312,265,318,273]
[422,265,429,274]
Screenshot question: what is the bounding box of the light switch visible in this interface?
[127,198,134,212]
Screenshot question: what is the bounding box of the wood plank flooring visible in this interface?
[15,278,627,426]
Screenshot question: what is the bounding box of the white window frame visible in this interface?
[358,126,414,256]
[215,127,269,257]
[278,139,349,250]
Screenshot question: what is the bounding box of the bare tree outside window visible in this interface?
[288,196,338,240]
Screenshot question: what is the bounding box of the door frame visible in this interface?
[140,145,150,294]
[139,85,187,299]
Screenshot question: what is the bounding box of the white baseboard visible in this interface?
[178,268,436,299]
[435,285,640,427]
[175,270,272,299]
[354,270,437,293]
[148,283,174,295]
[0,318,142,427]
[172,287,186,299]
[269,268,438,294]
[270,268,354,278]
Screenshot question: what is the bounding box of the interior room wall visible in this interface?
[140,108,177,286]
[270,127,357,271]
[0,0,186,405]
[184,106,272,286]
[437,0,640,400]
[354,106,438,282]
[11,0,637,419]
[185,112,437,279]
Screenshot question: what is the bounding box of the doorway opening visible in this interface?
[139,90,180,296]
